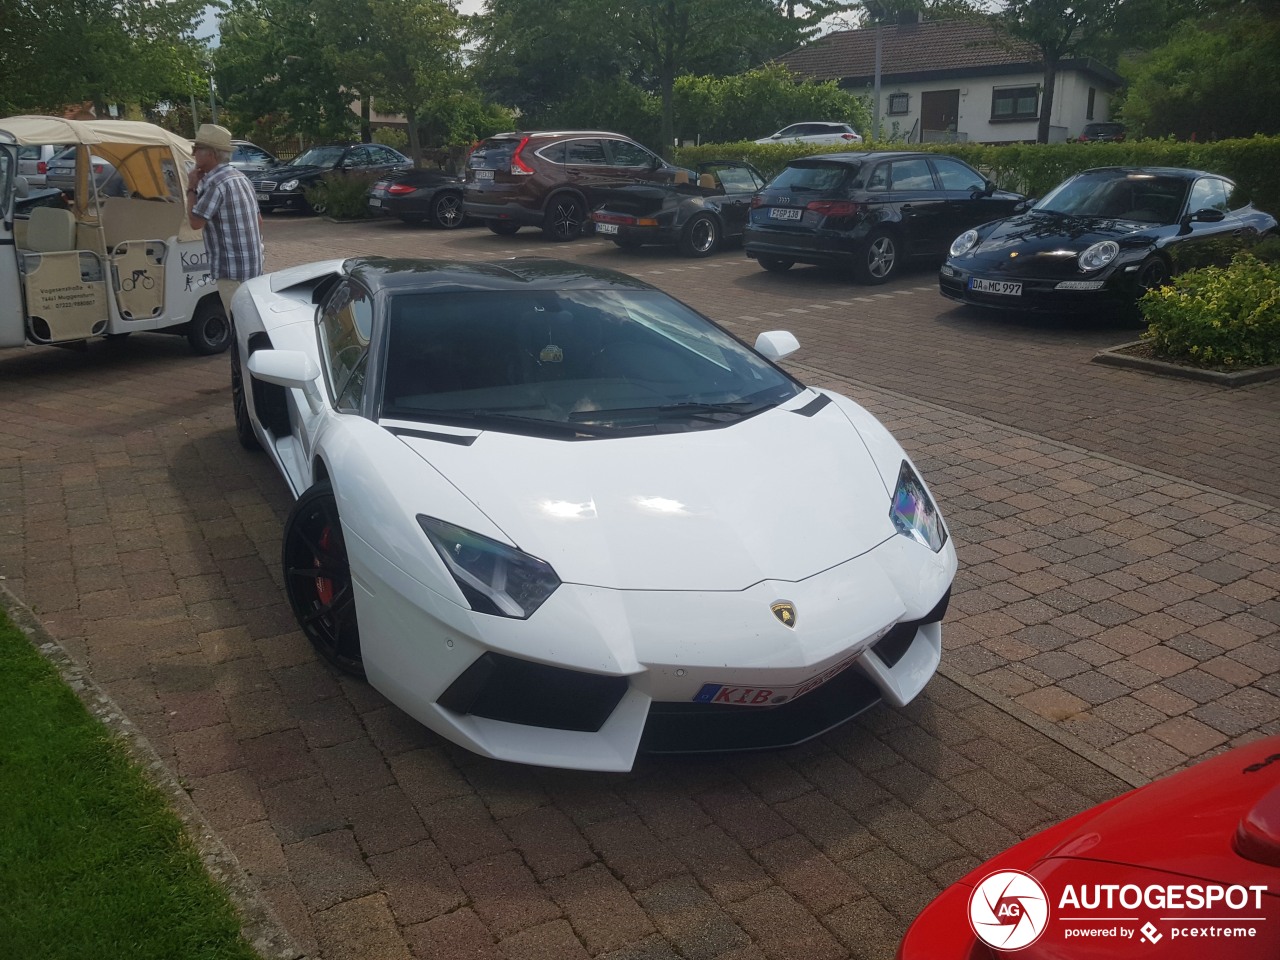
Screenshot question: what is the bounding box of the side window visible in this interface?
[376,147,403,165]
[348,146,376,167]
[1223,180,1245,211]
[318,281,374,411]
[608,139,655,168]
[1188,178,1229,214]
[888,157,936,191]
[536,140,566,165]
[564,139,608,165]
[932,157,985,192]
[866,164,889,191]
[777,125,801,138]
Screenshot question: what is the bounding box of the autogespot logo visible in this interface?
[969,870,1050,950]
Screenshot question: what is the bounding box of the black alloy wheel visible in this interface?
[187,299,232,355]
[680,214,720,257]
[487,220,520,236]
[758,256,794,273]
[855,228,898,284]
[544,194,585,241]
[230,345,262,451]
[306,185,328,216]
[1136,255,1170,296]
[282,481,364,676]
[432,192,465,229]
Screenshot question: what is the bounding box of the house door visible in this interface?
[920,90,960,142]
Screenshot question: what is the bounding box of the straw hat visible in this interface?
[193,123,233,153]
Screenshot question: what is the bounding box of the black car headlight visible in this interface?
[418,516,560,618]
[1079,240,1119,272]
[890,462,947,552]
[950,229,979,257]
[280,178,301,192]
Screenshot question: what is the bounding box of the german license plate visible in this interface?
[368,198,382,207]
[596,222,618,235]
[693,648,865,707]
[256,192,270,202]
[969,277,1022,296]
[475,169,494,180]
[770,207,802,221]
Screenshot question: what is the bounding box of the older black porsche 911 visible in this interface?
[939,166,1277,314]
[590,161,768,257]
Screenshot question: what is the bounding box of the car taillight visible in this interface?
[37,162,47,174]
[806,200,865,218]
[510,137,534,176]
[593,212,636,225]
[387,183,416,195]
[840,133,858,140]
[92,163,105,174]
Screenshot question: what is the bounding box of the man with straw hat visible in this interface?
[186,123,264,316]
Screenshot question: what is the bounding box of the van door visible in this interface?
[0,141,26,347]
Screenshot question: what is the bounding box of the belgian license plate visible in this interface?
[596,222,618,235]
[693,648,865,707]
[770,207,802,221]
[368,198,382,207]
[255,192,270,202]
[475,169,494,180]
[969,277,1022,296]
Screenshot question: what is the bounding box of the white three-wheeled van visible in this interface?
[0,116,230,354]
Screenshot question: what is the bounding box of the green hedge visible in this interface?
[1140,252,1280,369]
[674,135,1280,215]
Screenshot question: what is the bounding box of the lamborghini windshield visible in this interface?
[379,290,802,436]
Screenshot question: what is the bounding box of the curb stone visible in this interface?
[1092,340,1280,387]
[0,584,307,960]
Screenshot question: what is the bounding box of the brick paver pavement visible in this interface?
[0,216,1275,959]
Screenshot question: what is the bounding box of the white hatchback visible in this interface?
[755,122,863,146]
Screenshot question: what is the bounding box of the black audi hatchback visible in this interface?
[744,151,1023,283]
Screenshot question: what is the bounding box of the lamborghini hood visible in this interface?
[395,399,904,591]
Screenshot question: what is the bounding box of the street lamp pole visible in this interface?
[204,61,218,125]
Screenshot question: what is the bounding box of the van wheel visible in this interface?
[544,194,585,241]
[188,299,231,355]
[487,220,520,236]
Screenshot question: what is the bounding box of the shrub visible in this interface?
[304,172,379,220]
[1140,253,1280,369]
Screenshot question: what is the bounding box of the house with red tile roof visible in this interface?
[775,19,1123,145]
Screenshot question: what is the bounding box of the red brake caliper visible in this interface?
[315,525,335,606]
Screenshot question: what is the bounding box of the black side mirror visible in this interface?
[984,179,997,197]
[1014,198,1037,213]
[1188,207,1226,224]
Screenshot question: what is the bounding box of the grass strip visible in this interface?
[0,607,261,960]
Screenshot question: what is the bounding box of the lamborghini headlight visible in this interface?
[890,462,947,552]
[280,178,301,191]
[418,516,560,618]
[1078,240,1119,272]
[949,229,979,257]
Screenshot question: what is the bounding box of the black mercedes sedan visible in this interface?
[744,151,1023,283]
[251,143,412,215]
[590,161,768,257]
[367,170,466,228]
[939,167,1277,314]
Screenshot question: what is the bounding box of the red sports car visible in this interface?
[898,735,1280,959]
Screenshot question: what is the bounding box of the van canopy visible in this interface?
[0,115,198,241]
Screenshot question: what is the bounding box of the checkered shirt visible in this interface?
[192,163,264,281]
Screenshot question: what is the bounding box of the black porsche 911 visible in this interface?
[590,161,768,257]
[367,169,466,229]
[940,166,1277,314]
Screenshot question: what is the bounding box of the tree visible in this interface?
[1119,7,1280,138]
[990,0,1160,143]
[1,0,207,116]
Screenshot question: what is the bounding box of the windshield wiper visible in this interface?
[569,400,762,422]
[387,408,616,436]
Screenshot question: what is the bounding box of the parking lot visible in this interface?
[1,215,1277,960]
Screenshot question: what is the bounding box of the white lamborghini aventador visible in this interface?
[230,256,956,771]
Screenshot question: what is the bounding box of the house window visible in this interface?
[887,92,910,116]
[991,85,1039,121]
[1086,87,1096,121]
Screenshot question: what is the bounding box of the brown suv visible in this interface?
[463,131,688,241]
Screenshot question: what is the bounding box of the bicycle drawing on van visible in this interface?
[121,269,155,292]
